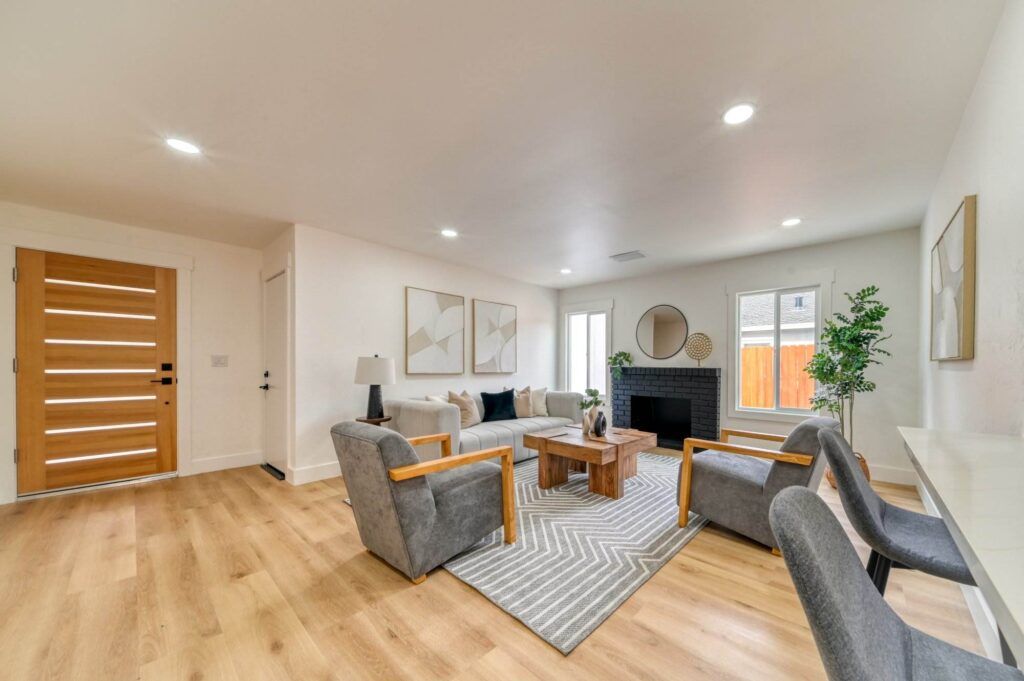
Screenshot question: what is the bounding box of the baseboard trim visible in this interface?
[868,463,917,486]
[188,450,263,475]
[289,460,341,486]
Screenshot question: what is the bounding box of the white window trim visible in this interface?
[559,298,613,396]
[726,271,835,424]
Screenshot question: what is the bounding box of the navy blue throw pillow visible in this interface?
[481,389,517,422]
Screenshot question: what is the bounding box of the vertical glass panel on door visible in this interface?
[588,313,607,396]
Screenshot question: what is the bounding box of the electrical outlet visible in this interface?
[211,354,229,367]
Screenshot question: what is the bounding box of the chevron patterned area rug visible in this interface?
[444,452,707,654]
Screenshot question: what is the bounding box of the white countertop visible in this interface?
[899,426,1024,660]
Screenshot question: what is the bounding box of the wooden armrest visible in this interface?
[684,438,812,466]
[720,428,787,444]
[389,446,512,481]
[405,432,452,457]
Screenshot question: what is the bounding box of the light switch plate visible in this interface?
[211,354,229,367]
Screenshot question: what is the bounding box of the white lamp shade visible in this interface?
[354,356,396,385]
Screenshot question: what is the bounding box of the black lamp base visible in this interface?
[366,384,384,419]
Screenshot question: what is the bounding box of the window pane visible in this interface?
[779,289,816,410]
[739,292,776,409]
[588,313,607,395]
[568,313,588,394]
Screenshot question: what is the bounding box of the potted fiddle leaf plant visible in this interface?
[805,285,891,486]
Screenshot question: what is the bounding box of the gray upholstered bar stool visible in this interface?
[770,486,1022,681]
[818,428,974,594]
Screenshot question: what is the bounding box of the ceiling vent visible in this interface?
[609,250,646,263]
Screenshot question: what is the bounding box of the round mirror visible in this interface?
[636,305,689,359]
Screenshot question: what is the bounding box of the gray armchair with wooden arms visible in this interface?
[330,421,515,584]
[677,416,839,551]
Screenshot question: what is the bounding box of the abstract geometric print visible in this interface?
[406,287,464,374]
[445,453,707,654]
[473,299,516,373]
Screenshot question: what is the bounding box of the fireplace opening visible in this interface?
[630,395,692,449]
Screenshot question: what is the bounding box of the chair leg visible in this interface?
[866,549,893,595]
[678,444,693,527]
[410,574,426,585]
[501,451,516,544]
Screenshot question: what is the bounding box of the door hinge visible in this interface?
[13,449,18,464]
[11,267,17,283]
[12,357,17,373]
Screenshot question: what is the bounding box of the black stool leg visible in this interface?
[866,549,893,595]
[1000,628,1017,667]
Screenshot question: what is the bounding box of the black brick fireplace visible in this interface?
[612,367,721,447]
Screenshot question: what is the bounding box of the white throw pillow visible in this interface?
[531,387,549,416]
[425,395,447,403]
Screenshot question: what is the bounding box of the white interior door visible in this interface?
[263,270,288,474]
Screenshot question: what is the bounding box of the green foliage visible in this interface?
[579,387,604,410]
[607,351,634,380]
[804,286,891,449]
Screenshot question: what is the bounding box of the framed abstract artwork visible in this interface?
[473,299,517,373]
[405,287,465,374]
[930,195,976,361]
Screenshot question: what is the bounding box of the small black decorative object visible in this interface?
[592,411,607,437]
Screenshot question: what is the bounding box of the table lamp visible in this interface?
[355,355,396,419]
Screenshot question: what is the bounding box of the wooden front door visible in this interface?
[15,249,177,494]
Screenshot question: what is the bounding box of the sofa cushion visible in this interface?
[461,416,573,462]
[481,389,517,422]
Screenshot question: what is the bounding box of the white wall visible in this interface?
[919,1,1024,437]
[289,223,559,483]
[0,201,265,503]
[559,227,921,483]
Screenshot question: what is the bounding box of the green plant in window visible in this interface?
[805,286,890,450]
[607,351,633,380]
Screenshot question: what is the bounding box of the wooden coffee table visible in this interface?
[523,425,658,500]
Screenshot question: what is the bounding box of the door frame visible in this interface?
[261,264,294,480]
[0,227,195,504]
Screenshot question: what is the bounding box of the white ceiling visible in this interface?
[0,1,1006,287]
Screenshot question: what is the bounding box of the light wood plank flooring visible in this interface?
[0,457,981,680]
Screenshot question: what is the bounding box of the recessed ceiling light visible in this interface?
[722,103,755,125]
[440,228,458,238]
[560,268,572,275]
[165,138,201,154]
[781,217,802,228]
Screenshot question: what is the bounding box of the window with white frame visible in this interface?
[566,310,608,396]
[736,286,819,413]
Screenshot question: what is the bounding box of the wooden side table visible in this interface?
[356,416,392,427]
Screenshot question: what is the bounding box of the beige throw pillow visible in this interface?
[531,387,549,416]
[513,386,532,418]
[448,390,482,428]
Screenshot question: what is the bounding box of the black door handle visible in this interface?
[259,384,270,391]
[150,377,173,385]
